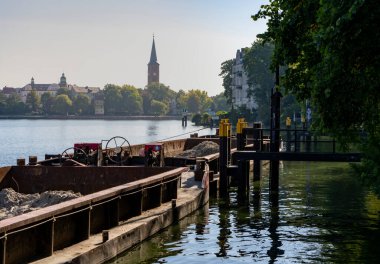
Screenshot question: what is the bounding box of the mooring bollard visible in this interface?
[236,118,248,201]
[28,156,38,166]
[17,158,25,166]
[102,230,109,243]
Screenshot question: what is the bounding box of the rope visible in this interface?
[1,217,53,239]
[54,206,91,219]
[157,127,211,142]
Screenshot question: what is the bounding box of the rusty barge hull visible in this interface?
[0,166,187,264]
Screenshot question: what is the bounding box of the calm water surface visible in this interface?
[109,162,380,263]
[0,119,215,166]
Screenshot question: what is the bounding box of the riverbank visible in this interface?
[0,115,182,121]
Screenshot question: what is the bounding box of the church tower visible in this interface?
[148,36,159,85]
[59,73,67,88]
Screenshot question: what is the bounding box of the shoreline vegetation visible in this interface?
[0,115,182,121]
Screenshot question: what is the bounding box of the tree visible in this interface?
[253,0,380,141]
[104,84,123,115]
[120,85,143,115]
[212,92,229,112]
[186,89,212,113]
[53,94,72,115]
[243,41,275,126]
[186,92,201,113]
[219,59,235,105]
[253,0,380,190]
[0,93,6,114]
[5,94,26,114]
[191,113,202,126]
[41,92,54,115]
[150,99,168,116]
[73,94,92,115]
[175,89,187,114]
[26,90,40,113]
[145,83,176,105]
[56,88,73,99]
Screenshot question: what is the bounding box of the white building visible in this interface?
[20,78,60,102]
[231,49,256,110]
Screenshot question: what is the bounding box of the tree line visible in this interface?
[0,83,229,117]
[250,0,380,193]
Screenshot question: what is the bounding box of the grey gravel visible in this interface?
[176,141,219,158]
[0,188,81,221]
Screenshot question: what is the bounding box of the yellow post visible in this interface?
[286,117,291,127]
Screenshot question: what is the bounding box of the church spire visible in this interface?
[147,35,160,85]
[149,35,157,63]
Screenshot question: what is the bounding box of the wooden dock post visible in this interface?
[253,122,262,181]
[269,89,282,193]
[236,118,248,202]
[219,119,231,197]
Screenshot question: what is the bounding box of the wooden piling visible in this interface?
[219,119,230,197]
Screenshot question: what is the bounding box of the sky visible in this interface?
[0,0,268,96]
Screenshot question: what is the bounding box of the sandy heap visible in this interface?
[0,188,81,221]
[176,141,219,158]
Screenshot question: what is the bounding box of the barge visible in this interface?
[0,134,226,264]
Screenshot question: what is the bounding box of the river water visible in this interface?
[0,119,215,166]
[109,162,380,263]
[1,120,379,263]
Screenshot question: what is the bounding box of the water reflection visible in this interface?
[108,162,380,263]
[147,122,158,137]
[216,199,232,257]
[267,193,284,263]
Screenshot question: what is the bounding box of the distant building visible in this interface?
[1,87,19,98]
[1,73,104,115]
[231,49,256,110]
[94,92,105,115]
[20,77,60,102]
[59,73,67,88]
[68,85,101,101]
[147,36,159,85]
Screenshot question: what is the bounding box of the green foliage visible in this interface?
[41,92,54,115]
[191,113,202,126]
[25,90,40,113]
[228,105,256,125]
[150,99,168,116]
[175,89,212,114]
[73,94,92,115]
[56,88,73,99]
[120,84,143,115]
[0,93,7,114]
[145,83,176,105]
[104,84,123,115]
[5,94,26,114]
[141,83,175,115]
[201,112,211,125]
[219,59,234,105]
[212,93,229,112]
[254,0,380,189]
[53,94,72,115]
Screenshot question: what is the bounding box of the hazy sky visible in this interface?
[0,0,268,96]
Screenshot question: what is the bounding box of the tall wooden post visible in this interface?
[219,119,230,197]
[236,118,248,202]
[253,122,262,181]
[269,66,283,193]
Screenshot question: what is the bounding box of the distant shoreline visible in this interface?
[0,115,183,121]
